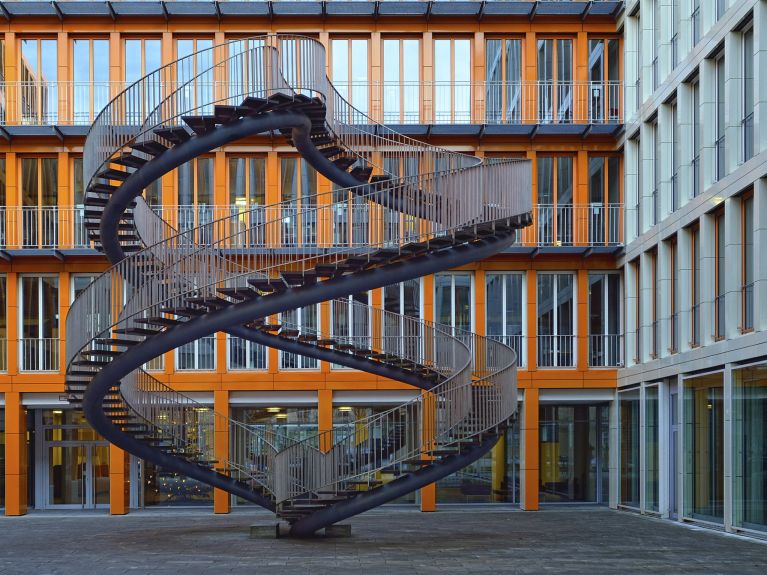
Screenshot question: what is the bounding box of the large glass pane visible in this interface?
[684,372,724,522]
[142,460,213,507]
[619,388,640,507]
[48,445,85,505]
[645,386,659,512]
[540,405,609,502]
[733,364,767,532]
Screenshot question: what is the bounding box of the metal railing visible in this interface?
[488,334,524,368]
[537,334,575,368]
[0,206,95,250]
[742,113,754,163]
[67,35,529,505]
[742,283,754,332]
[0,79,624,126]
[20,337,60,372]
[588,334,623,367]
[517,203,622,247]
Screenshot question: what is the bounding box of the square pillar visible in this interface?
[109,445,129,515]
[520,389,539,510]
[420,390,436,513]
[213,390,230,514]
[4,392,27,516]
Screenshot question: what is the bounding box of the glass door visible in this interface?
[46,443,109,509]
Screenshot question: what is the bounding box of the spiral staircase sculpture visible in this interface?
[65,36,532,536]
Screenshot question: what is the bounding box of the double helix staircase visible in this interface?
[66,35,532,536]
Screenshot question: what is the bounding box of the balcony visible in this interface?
[0,80,623,133]
[0,206,94,253]
[19,337,60,372]
[515,203,623,251]
[537,334,575,368]
[488,334,525,368]
[588,333,623,367]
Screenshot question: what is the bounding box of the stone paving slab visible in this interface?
[0,506,765,574]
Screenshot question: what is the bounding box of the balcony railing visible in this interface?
[488,334,525,368]
[588,334,623,367]
[0,206,94,250]
[19,337,59,372]
[715,293,725,339]
[228,336,268,370]
[537,334,575,368]
[0,80,624,127]
[742,113,754,163]
[742,282,754,332]
[176,335,216,371]
[518,203,622,248]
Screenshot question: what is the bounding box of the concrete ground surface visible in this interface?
[0,506,765,575]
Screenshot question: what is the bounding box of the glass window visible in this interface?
[227,335,267,371]
[19,38,58,123]
[141,459,212,507]
[21,157,58,248]
[588,273,621,367]
[540,405,610,503]
[671,102,680,211]
[433,38,471,123]
[683,372,724,522]
[537,273,575,367]
[691,80,701,198]
[733,364,767,532]
[0,275,6,372]
[72,38,110,124]
[19,275,59,371]
[435,272,473,343]
[588,156,621,244]
[0,407,4,508]
[715,211,725,339]
[670,237,679,352]
[226,37,266,102]
[383,280,421,360]
[383,38,420,123]
[330,294,368,369]
[177,157,214,244]
[742,193,754,331]
[176,38,214,115]
[691,224,701,346]
[742,27,754,162]
[485,38,522,123]
[619,388,640,508]
[645,385,660,513]
[536,156,573,246]
[331,38,369,116]
[485,273,524,366]
[124,38,162,122]
[588,38,620,123]
[228,156,266,246]
[176,336,215,371]
[281,304,320,370]
[280,157,317,246]
[715,55,726,181]
[537,39,572,123]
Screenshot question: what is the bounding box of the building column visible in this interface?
[420,390,436,513]
[520,389,539,511]
[109,445,129,515]
[4,392,27,516]
[318,389,333,453]
[754,178,767,332]
[213,390,230,514]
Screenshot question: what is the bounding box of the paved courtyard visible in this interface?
[0,506,765,574]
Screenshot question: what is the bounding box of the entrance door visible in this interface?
[46,443,110,509]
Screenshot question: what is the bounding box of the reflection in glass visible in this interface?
[539,405,609,502]
[733,365,767,531]
[486,273,524,366]
[619,388,640,507]
[485,38,522,123]
[645,386,659,512]
[684,372,724,522]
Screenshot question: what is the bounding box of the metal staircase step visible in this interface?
[134,316,183,328]
[218,286,259,300]
[90,183,118,194]
[316,338,337,347]
[333,156,356,171]
[213,105,251,124]
[80,349,123,358]
[279,328,300,339]
[297,334,318,343]
[112,153,148,169]
[258,323,282,332]
[94,338,141,347]
[319,146,343,158]
[72,359,110,367]
[280,271,316,287]
[247,278,285,293]
[131,140,169,157]
[97,168,131,181]
[181,115,217,135]
[350,166,373,182]
[153,125,192,145]
[112,327,161,336]
[370,175,391,184]
[160,306,206,317]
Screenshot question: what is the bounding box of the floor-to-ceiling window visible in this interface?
[537,273,575,367]
[485,37,522,123]
[435,272,473,347]
[683,372,724,523]
[0,275,6,372]
[537,38,572,123]
[588,272,621,367]
[383,280,421,360]
[433,38,471,123]
[645,384,660,513]
[19,275,59,371]
[742,192,754,331]
[690,223,701,346]
[177,157,214,245]
[619,388,640,508]
[536,156,574,246]
[280,157,317,247]
[539,405,609,503]
[71,38,109,124]
[176,38,214,115]
[228,156,266,247]
[382,38,420,123]
[331,38,369,117]
[714,210,725,339]
[19,38,58,124]
[691,79,701,199]
[21,157,58,248]
[282,304,320,369]
[486,272,524,366]
[733,364,767,532]
[588,156,621,245]
[123,38,161,123]
[714,53,726,181]
[588,38,620,123]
